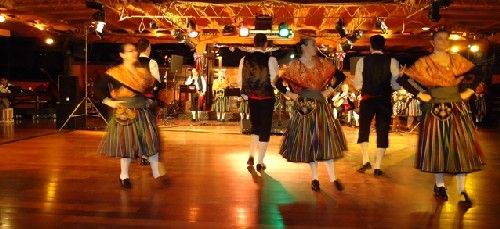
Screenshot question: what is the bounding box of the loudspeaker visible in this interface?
[170,54,183,74]
[59,76,80,103]
[350,56,362,76]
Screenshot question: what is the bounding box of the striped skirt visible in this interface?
[279,98,347,163]
[99,107,160,159]
[416,101,484,173]
[407,98,421,117]
[239,100,249,114]
[212,97,229,112]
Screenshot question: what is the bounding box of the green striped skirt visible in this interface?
[416,101,484,173]
[279,90,347,163]
[212,96,229,112]
[99,97,160,159]
[239,100,249,114]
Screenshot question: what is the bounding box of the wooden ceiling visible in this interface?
[1,0,499,51]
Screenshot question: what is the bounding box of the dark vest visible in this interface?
[241,52,273,98]
[190,77,203,92]
[138,56,151,69]
[361,53,392,97]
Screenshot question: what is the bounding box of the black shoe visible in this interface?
[119,178,132,189]
[374,169,384,176]
[256,163,266,172]
[247,157,254,166]
[333,179,344,191]
[357,162,372,173]
[433,185,448,201]
[140,157,150,166]
[459,191,472,208]
[311,179,320,192]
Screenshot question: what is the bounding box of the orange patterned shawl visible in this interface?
[282,57,335,92]
[404,54,474,87]
[106,65,154,98]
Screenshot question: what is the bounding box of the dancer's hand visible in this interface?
[285,92,298,101]
[460,88,475,100]
[417,92,432,102]
[103,98,125,108]
[241,94,248,100]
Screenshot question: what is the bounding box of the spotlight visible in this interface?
[422,27,431,31]
[149,21,157,29]
[346,30,363,44]
[92,10,106,34]
[449,34,464,41]
[340,38,353,50]
[45,38,54,45]
[223,25,235,34]
[0,15,5,23]
[376,18,388,34]
[428,1,441,22]
[239,24,249,37]
[187,19,198,38]
[278,22,291,38]
[469,44,479,53]
[290,53,295,59]
[450,46,460,53]
[336,18,348,38]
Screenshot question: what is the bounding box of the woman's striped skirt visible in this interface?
[279,97,347,163]
[99,107,160,159]
[212,96,229,112]
[416,101,484,173]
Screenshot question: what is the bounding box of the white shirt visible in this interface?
[184,76,207,93]
[140,53,160,82]
[237,50,279,89]
[354,51,400,91]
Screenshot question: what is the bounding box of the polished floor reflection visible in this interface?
[0,122,499,228]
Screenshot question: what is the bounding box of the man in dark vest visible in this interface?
[354,35,400,176]
[238,33,279,171]
[136,38,161,166]
[137,38,161,100]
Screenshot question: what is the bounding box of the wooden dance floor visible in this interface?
[0,121,499,228]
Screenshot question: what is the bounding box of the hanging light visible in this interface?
[187,19,198,38]
[469,44,480,53]
[92,10,106,34]
[278,22,291,38]
[45,38,54,45]
[422,27,431,31]
[336,18,348,38]
[450,45,460,53]
[239,24,249,37]
[376,18,388,34]
[0,15,6,23]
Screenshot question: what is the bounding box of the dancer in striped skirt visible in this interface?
[276,37,347,192]
[212,70,229,121]
[95,43,162,189]
[398,29,484,207]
